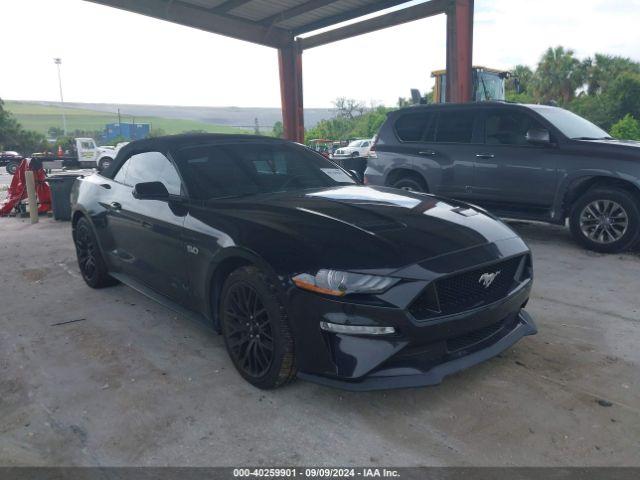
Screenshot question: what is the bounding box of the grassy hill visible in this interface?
[5,100,250,136]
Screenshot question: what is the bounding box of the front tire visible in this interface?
[220,266,297,389]
[73,217,118,288]
[569,187,640,253]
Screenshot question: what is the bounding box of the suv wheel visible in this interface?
[391,175,427,193]
[569,187,640,253]
[220,266,297,389]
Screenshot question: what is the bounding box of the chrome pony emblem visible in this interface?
[478,271,501,288]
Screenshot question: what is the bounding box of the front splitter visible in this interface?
[297,310,537,391]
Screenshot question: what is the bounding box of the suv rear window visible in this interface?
[435,111,475,143]
[394,112,435,142]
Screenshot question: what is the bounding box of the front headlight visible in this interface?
[292,269,399,297]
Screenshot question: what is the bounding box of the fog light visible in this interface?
[320,321,396,335]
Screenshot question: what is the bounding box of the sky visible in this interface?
[1,0,640,108]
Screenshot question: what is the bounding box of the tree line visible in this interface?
[0,99,49,154]
[506,46,640,139]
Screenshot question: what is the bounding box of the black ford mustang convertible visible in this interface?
[71,134,536,390]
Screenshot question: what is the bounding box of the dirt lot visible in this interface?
[0,216,638,466]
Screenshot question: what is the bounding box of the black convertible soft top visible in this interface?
[103,134,290,179]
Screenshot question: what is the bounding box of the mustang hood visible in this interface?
[195,186,520,272]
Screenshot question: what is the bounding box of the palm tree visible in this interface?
[533,47,587,105]
[586,54,640,96]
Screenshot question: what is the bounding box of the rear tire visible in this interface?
[6,162,19,175]
[569,187,640,253]
[391,174,428,193]
[73,217,118,288]
[98,157,113,172]
[220,266,296,389]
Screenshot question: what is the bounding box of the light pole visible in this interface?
[53,58,67,136]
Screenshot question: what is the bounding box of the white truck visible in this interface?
[31,138,117,173]
[331,139,374,159]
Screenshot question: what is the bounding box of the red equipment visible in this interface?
[0,158,52,216]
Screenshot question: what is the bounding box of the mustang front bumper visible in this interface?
[287,251,536,391]
[298,309,536,391]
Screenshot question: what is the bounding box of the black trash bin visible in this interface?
[47,174,80,221]
[335,157,367,181]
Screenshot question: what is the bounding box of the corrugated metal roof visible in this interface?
[182,0,414,33]
[86,0,423,48]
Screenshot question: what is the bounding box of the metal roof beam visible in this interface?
[298,0,451,50]
[260,0,338,27]
[86,0,292,48]
[211,0,252,14]
[292,0,413,35]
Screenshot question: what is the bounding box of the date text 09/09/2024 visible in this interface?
[233,468,400,478]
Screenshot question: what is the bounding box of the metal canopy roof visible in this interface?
[86,0,448,49]
[83,0,473,143]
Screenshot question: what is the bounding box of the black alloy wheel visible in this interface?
[220,266,296,389]
[225,282,274,377]
[73,217,117,288]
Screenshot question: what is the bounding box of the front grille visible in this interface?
[409,255,528,320]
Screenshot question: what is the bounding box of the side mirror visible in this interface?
[526,128,551,145]
[132,181,169,200]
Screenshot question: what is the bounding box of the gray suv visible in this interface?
[365,102,640,253]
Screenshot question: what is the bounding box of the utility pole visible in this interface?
[53,58,67,136]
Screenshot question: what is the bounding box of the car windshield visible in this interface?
[531,106,611,139]
[174,142,355,200]
[348,141,362,147]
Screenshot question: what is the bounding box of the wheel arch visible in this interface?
[561,175,640,218]
[205,249,281,332]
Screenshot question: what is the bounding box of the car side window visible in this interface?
[435,111,475,143]
[485,110,545,146]
[113,151,182,196]
[394,112,435,142]
[113,160,129,184]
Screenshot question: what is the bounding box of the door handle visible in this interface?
[418,150,438,156]
[109,201,122,211]
[475,153,495,159]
